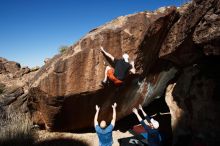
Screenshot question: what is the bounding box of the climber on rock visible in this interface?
[100,46,136,86]
[133,104,162,146]
[94,102,117,146]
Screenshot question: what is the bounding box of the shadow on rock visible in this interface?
[35,138,89,146]
[0,132,35,146]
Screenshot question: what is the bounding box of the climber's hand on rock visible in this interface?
[112,102,117,108]
[100,46,104,52]
[139,104,143,110]
[96,105,100,111]
[132,108,138,114]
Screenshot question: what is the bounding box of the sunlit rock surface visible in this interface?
[1,0,220,145]
[26,7,178,131]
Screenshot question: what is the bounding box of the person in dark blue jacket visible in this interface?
[133,104,161,146]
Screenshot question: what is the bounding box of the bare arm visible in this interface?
[139,104,147,117]
[111,103,117,127]
[132,108,143,122]
[133,107,151,126]
[129,61,136,74]
[100,46,114,62]
[138,105,151,125]
[94,105,100,127]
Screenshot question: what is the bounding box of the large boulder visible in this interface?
[193,0,220,55]
[0,58,38,116]
[27,7,178,131]
[0,57,38,89]
[165,57,220,145]
[0,57,32,78]
[159,0,218,66]
[0,58,21,74]
[4,61,21,73]
[161,0,220,145]
[0,86,24,106]
[1,0,219,145]
[0,57,7,74]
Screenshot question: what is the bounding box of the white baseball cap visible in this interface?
[150,118,159,129]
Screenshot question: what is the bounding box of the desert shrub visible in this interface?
[0,83,5,94]
[0,107,35,146]
[59,45,68,53]
[0,107,89,146]
[0,88,3,94]
[30,66,40,72]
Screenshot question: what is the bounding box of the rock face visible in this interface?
[165,58,220,145]
[0,57,32,78]
[27,7,178,131]
[26,0,220,141]
[0,58,38,114]
[159,0,220,65]
[0,57,20,74]
[2,0,220,145]
[193,0,220,55]
[161,0,220,145]
[0,58,37,90]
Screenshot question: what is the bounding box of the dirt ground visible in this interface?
[35,99,172,146]
[36,130,133,146]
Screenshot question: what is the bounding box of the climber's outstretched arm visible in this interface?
[132,108,143,122]
[133,107,152,130]
[100,46,114,62]
[139,104,151,125]
[111,103,117,127]
[94,105,100,127]
[139,104,147,117]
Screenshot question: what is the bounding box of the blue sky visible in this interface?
[0,0,187,67]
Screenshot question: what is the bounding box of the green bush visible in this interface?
[0,83,5,94]
[59,45,69,53]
